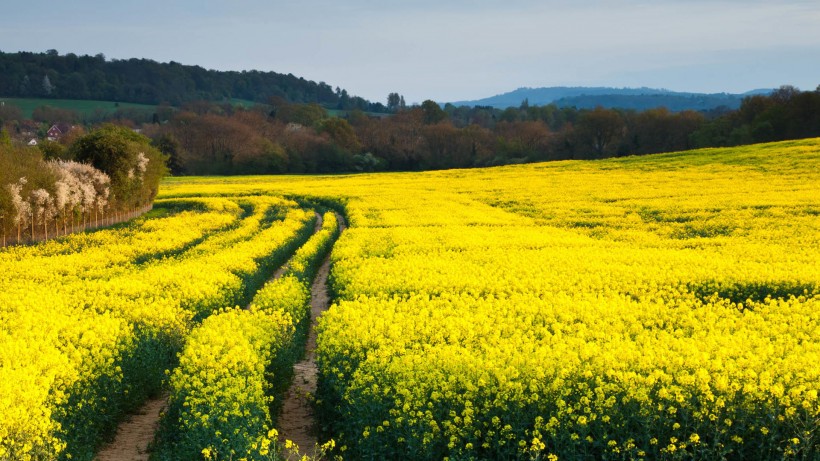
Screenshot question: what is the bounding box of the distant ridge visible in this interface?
[0,49,382,111]
[449,86,773,111]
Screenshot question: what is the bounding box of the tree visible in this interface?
[494,121,553,162]
[352,152,387,172]
[0,50,379,109]
[421,100,446,125]
[69,125,168,208]
[624,108,704,155]
[387,93,405,112]
[38,140,68,160]
[318,118,361,152]
[0,104,23,126]
[276,103,327,127]
[151,134,184,175]
[32,106,79,124]
[575,107,625,158]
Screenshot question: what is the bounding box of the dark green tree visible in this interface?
[318,118,361,152]
[387,93,404,112]
[421,100,446,125]
[69,125,168,208]
[151,133,184,175]
[575,107,625,157]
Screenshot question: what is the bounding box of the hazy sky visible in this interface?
[2,1,819,104]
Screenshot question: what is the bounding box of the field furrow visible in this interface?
[3,139,819,461]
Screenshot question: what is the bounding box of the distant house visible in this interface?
[47,123,72,141]
[18,120,38,138]
[28,139,38,146]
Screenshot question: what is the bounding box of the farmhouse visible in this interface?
[47,123,72,141]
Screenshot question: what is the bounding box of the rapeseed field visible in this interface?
[2,139,818,460]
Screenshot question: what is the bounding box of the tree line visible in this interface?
[0,50,385,111]
[134,84,820,174]
[2,83,819,177]
[0,125,167,245]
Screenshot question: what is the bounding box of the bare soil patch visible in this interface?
[277,212,345,457]
[94,211,336,460]
[95,395,167,461]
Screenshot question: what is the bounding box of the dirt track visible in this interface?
[276,212,345,457]
[95,396,166,461]
[94,212,331,461]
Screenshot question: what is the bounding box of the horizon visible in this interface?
[2,1,819,105]
[0,49,787,107]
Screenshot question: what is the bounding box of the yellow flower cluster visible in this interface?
[160,139,820,460]
[317,141,820,460]
[163,307,294,460]
[250,212,340,325]
[0,195,315,460]
[159,211,341,460]
[5,138,818,460]
[285,212,340,282]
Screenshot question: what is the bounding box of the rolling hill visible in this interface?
[450,86,773,111]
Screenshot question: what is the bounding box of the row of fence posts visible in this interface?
[1,204,153,248]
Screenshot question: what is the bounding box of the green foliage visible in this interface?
[276,103,327,127]
[37,139,68,160]
[69,125,168,207]
[155,85,820,175]
[421,100,446,125]
[353,152,387,172]
[318,117,361,152]
[576,106,626,157]
[692,86,820,147]
[387,92,406,112]
[151,133,184,175]
[0,50,386,111]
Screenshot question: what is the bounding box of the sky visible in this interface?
[2,0,819,105]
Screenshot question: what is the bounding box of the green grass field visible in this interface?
[0,97,157,119]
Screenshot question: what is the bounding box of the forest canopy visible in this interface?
[0,50,385,111]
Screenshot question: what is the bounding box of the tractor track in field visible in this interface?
[95,211,327,461]
[95,395,167,461]
[276,211,346,458]
[272,212,325,283]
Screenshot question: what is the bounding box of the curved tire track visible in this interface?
[276,212,346,457]
[95,210,327,461]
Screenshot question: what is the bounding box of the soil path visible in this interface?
[95,211,326,461]
[277,212,346,457]
[94,395,167,461]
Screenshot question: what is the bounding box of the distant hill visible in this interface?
[0,50,383,111]
[450,87,773,111]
